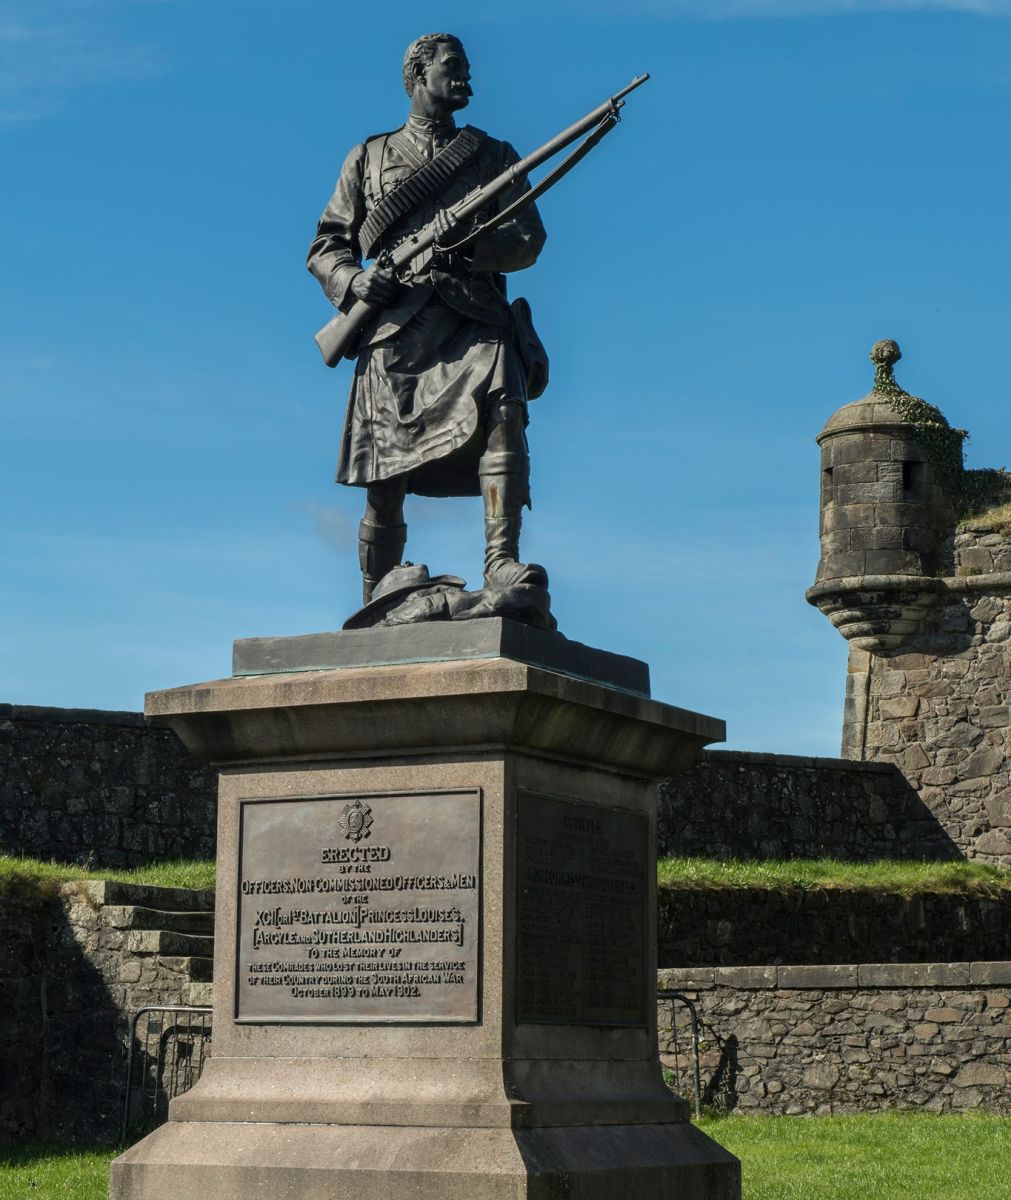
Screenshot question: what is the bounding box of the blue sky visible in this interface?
[2,0,1009,755]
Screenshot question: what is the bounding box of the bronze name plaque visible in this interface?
[516,792,648,1026]
[236,789,481,1023]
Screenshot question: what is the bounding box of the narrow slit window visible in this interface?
[903,461,926,500]
[821,466,834,505]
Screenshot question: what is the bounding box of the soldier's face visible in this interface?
[418,43,472,110]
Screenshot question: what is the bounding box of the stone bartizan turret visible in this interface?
[805,340,1011,865]
[806,339,956,651]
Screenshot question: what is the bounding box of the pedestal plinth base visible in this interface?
[113,636,738,1199]
[112,1120,739,1200]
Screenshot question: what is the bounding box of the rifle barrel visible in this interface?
[613,73,650,103]
[500,73,650,196]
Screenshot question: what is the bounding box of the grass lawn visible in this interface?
[698,1112,1011,1200]
[5,854,1009,903]
[0,1143,121,1200]
[4,1114,1009,1199]
[657,855,1011,895]
[0,854,216,900]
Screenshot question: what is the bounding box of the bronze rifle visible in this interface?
[314,73,649,368]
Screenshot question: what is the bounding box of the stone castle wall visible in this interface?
[842,525,1011,865]
[657,885,1011,967]
[954,522,1011,576]
[658,751,959,862]
[0,892,49,1142]
[659,962,1011,1115]
[3,701,995,873]
[0,704,217,868]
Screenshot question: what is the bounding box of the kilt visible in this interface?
[337,295,527,498]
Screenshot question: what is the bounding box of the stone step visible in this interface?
[70,880,215,912]
[126,929,215,958]
[158,956,214,983]
[187,982,214,1007]
[103,906,214,936]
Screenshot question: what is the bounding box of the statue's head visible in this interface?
[402,33,472,110]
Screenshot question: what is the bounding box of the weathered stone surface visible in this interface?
[859,963,969,987]
[111,1121,742,1200]
[970,962,1011,986]
[146,658,724,778]
[953,1063,1006,1088]
[802,1062,840,1090]
[0,893,48,1143]
[0,704,216,868]
[778,965,859,988]
[837,574,1011,863]
[984,793,1011,828]
[715,966,777,989]
[657,889,1011,968]
[974,830,1011,856]
[658,963,1011,1115]
[658,751,958,864]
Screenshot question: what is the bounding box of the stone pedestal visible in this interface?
[111,626,740,1199]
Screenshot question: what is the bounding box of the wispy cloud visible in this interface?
[291,499,358,554]
[0,2,166,123]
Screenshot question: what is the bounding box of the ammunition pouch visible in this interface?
[510,297,549,400]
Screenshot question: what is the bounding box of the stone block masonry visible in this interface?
[0,704,217,867]
[658,750,959,862]
[843,552,1011,865]
[658,963,1011,1115]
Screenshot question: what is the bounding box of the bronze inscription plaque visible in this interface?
[236,789,481,1023]
[516,792,647,1026]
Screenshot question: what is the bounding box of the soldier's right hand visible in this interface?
[351,265,400,306]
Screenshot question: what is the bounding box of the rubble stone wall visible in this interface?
[658,961,1011,1115]
[658,751,959,862]
[0,704,217,868]
[657,886,1011,967]
[0,893,49,1142]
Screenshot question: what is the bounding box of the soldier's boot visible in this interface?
[480,471,546,591]
[358,518,407,604]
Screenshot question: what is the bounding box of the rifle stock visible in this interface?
[315,300,375,368]
[314,73,649,368]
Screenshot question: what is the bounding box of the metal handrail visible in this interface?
[121,1005,212,1142]
[657,989,702,1118]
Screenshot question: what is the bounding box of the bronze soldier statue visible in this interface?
[307,33,547,608]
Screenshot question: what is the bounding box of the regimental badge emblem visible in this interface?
[339,799,373,843]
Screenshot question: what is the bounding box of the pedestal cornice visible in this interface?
[145,658,725,777]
